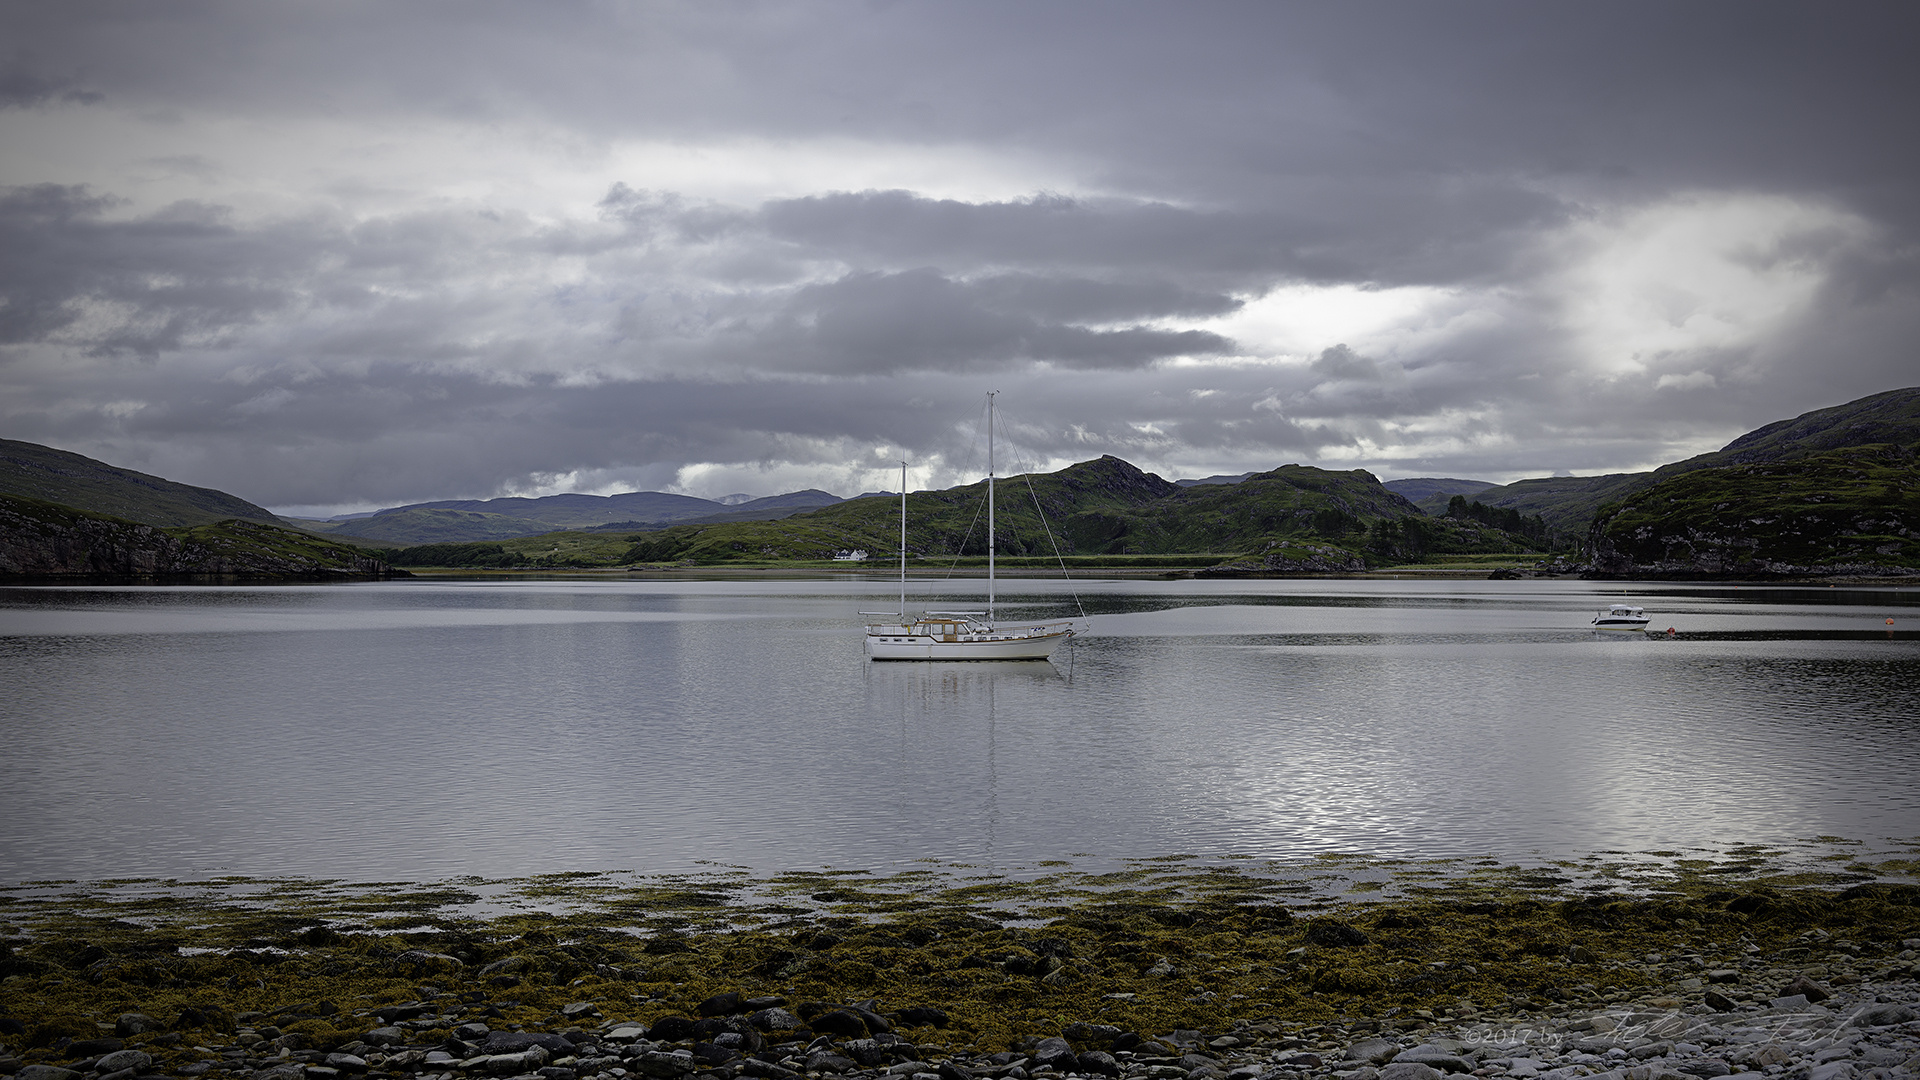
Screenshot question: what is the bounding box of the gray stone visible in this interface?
[113,1014,161,1037]
[1379,1063,1446,1080]
[634,1050,696,1078]
[1847,1002,1916,1027]
[394,949,463,971]
[843,1040,892,1068]
[1808,1064,1855,1080]
[324,1053,368,1073]
[1780,976,1831,1004]
[16,1067,83,1080]
[1395,1055,1470,1073]
[1076,1051,1120,1077]
[1769,994,1810,1010]
[748,1007,800,1032]
[1030,1038,1076,1072]
[481,1046,551,1075]
[361,1026,405,1047]
[1676,1060,1730,1077]
[482,1032,575,1055]
[559,1002,599,1020]
[1347,1040,1402,1066]
[92,1050,152,1074]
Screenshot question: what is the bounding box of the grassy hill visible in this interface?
[1463,386,1920,537]
[606,456,1549,569]
[1588,443,1920,576]
[1659,385,1920,472]
[1,493,399,578]
[624,455,1181,563]
[0,439,283,528]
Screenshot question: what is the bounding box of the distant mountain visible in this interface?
[316,507,574,545]
[1175,471,1258,487]
[399,490,723,526]
[317,486,849,545]
[0,439,283,528]
[583,491,847,533]
[1381,477,1498,510]
[1453,472,1651,535]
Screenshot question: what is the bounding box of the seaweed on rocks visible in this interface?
[1,855,1918,1078]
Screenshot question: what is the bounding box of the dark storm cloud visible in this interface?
[2,1,1918,506]
[758,188,1567,289]
[764,269,1233,374]
[0,184,307,356]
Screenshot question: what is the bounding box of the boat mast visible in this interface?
[898,460,907,617]
[987,390,996,625]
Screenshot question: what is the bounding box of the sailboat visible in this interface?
[862,393,1079,661]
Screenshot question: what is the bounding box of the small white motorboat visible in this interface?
[1591,603,1651,631]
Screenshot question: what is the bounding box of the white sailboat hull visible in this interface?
[865,623,1075,661]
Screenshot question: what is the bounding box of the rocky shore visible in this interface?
[4,869,1917,1080]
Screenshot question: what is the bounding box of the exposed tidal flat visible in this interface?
[3,578,1920,1080]
[3,853,1920,1080]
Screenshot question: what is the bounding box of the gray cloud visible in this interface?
[1,2,1917,509]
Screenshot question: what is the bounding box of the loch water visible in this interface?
[2,575,1917,885]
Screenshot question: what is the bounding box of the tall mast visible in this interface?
[987,390,996,625]
[898,460,907,616]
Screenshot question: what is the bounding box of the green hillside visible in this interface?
[610,456,1549,568]
[0,493,398,578]
[625,455,1180,563]
[1470,386,1920,536]
[0,439,283,528]
[1658,385,1920,473]
[1588,443,1920,576]
[1061,463,1415,554]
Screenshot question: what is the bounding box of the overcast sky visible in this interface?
[3,1,1917,514]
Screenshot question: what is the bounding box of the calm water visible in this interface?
[2,576,1917,884]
